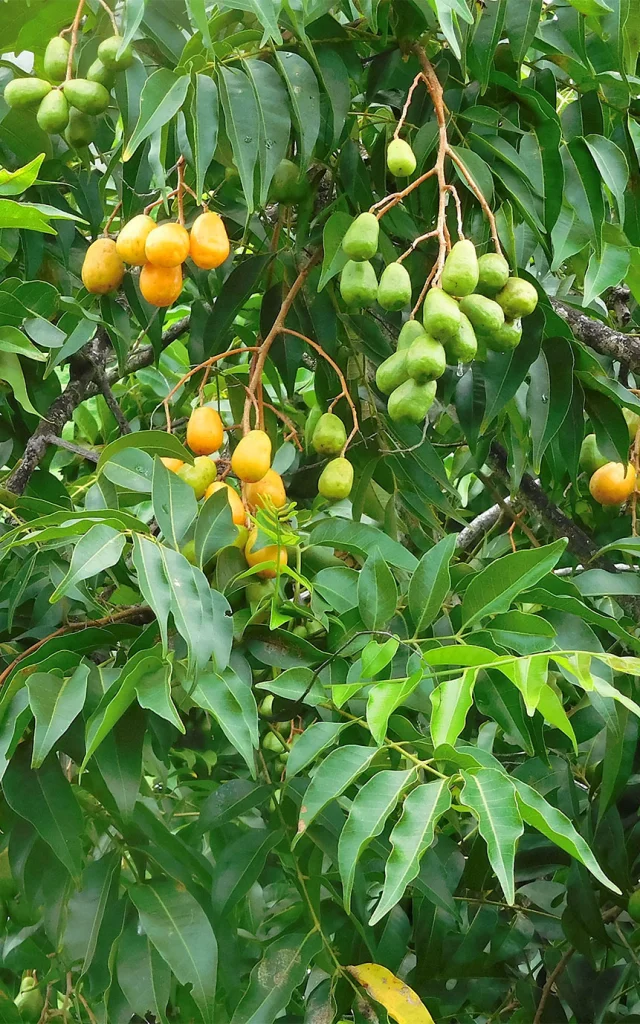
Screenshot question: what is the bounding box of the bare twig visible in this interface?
[66,0,85,80]
[533,948,574,1024]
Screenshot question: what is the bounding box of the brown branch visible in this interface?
[552,299,640,373]
[66,0,85,80]
[162,345,259,431]
[533,948,574,1024]
[93,364,131,433]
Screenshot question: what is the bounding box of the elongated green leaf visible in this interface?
[409,534,457,635]
[0,350,39,415]
[339,768,415,912]
[191,668,258,776]
[152,456,197,551]
[101,448,154,492]
[461,768,523,904]
[528,337,574,472]
[583,243,630,307]
[27,664,88,768]
[132,535,171,653]
[135,660,183,732]
[310,519,417,571]
[0,689,31,782]
[367,671,422,746]
[0,153,45,196]
[50,524,126,603]
[468,0,507,91]
[563,139,604,253]
[536,684,577,751]
[497,654,549,715]
[206,252,272,352]
[124,70,190,160]
[0,325,46,360]
[584,134,628,222]
[212,828,282,916]
[274,52,320,169]
[318,211,351,291]
[98,430,192,473]
[430,668,477,748]
[285,720,351,778]
[117,923,171,1024]
[160,546,233,673]
[94,705,145,821]
[506,0,543,63]
[84,650,166,765]
[186,74,218,200]
[194,487,237,568]
[461,540,566,626]
[293,744,377,845]
[256,666,324,704]
[244,59,290,205]
[230,931,322,1024]
[370,779,452,926]
[218,65,259,212]
[198,779,272,831]
[62,854,119,974]
[358,549,398,630]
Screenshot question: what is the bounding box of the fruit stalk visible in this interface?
[102,199,122,236]
[162,345,260,432]
[66,0,86,81]
[96,0,119,34]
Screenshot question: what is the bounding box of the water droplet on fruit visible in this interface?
[541,393,548,403]
[456,361,464,377]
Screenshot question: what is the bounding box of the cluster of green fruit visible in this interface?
[3,33,133,146]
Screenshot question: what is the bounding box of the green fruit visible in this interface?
[387,137,416,176]
[422,286,461,343]
[14,982,43,1023]
[177,456,217,499]
[87,58,116,89]
[318,457,354,500]
[406,333,446,382]
[97,35,135,70]
[441,239,479,297]
[477,252,510,295]
[44,36,71,82]
[259,695,274,717]
[262,730,284,752]
[312,412,347,456]
[246,579,275,603]
[446,311,477,363]
[232,525,250,550]
[387,378,436,423]
[623,407,640,441]
[459,293,505,334]
[0,485,18,510]
[36,89,69,133]
[269,158,309,204]
[64,108,94,147]
[4,77,51,109]
[339,259,378,307]
[342,212,379,261]
[181,539,197,565]
[63,78,110,114]
[0,851,17,900]
[376,350,409,395]
[483,318,522,352]
[496,277,538,318]
[628,889,640,923]
[377,261,412,311]
[397,319,426,350]
[579,433,607,476]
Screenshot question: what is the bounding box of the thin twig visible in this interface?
[96,0,118,33]
[533,948,574,1024]
[162,346,259,431]
[394,71,425,139]
[66,0,85,80]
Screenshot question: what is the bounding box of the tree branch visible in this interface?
[552,299,640,372]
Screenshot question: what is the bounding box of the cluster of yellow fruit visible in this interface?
[3,34,133,147]
[81,210,230,306]
[580,411,639,507]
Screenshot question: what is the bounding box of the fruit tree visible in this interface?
[1,0,640,1021]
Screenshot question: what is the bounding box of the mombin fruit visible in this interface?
[376,350,409,395]
[4,78,51,109]
[459,293,505,334]
[204,481,246,525]
[232,429,271,483]
[340,260,378,307]
[177,456,217,499]
[422,287,461,342]
[628,889,640,924]
[186,406,224,455]
[589,462,636,506]
[116,214,156,265]
[63,78,110,114]
[579,434,607,477]
[245,469,287,510]
[44,36,71,82]
[189,211,230,269]
[377,261,412,311]
[496,277,538,319]
[139,264,182,307]
[36,89,69,133]
[477,252,510,295]
[245,529,287,578]
[387,378,436,422]
[145,222,190,268]
[81,238,124,295]
[341,212,379,261]
[97,35,135,70]
[386,138,416,177]
[312,413,346,456]
[318,457,354,500]
[441,239,479,297]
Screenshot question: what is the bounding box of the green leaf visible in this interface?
[338,768,415,912]
[50,524,126,603]
[370,779,452,926]
[461,540,567,626]
[468,0,507,92]
[191,668,258,776]
[0,350,40,415]
[132,536,172,653]
[160,547,233,673]
[135,658,184,732]
[408,534,457,635]
[0,689,32,782]
[130,879,217,1024]
[585,387,630,463]
[27,664,89,768]
[206,253,273,351]
[97,430,192,474]
[528,335,575,472]
[0,154,45,196]
[584,135,629,222]
[117,923,171,1024]
[198,779,272,831]
[309,519,418,571]
[0,325,46,360]
[536,684,578,752]
[450,146,493,203]
[84,650,166,765]
[563,139,604,253]
[218,65,259,212]
[194,487,237,568]
[497,654,550,715]
[186,74,219,201]
[318,211,351,291]
[94,705,145,821]
[0,198,72,234]
[230,931,322,1024]
[152,457,198,551]
[367,671,422,746]
[506,0,544,64]
[273,52,320,169]
[285,720,351,778]
[312,566,359,612]
[430,668,477,748]
[255,666,324,705]
[461,768,524,904]
[244,58,291,206]
[583,243,630,307]
[566,0,612,13]
[293,744,377,845]
[212,828,282,916]
[316,48,350,152]
[358,549,398,630]
[62,854,120,975]
[124,70,191,160]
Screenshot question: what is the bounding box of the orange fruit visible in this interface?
[189,211,230,269]
[245,468,286,510]
[81,238,124,294]
[145,221,190,268]
[231,429,271,483]
[139,263,182,307]
[186,406,224,455]
[589,462,636,505]
[245,527,287,578]
[116,214,156,265]
[161,457,184,473]
[204,481,245,525]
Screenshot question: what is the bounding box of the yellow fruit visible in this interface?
[204,481,246,525]
[589,462,636,505]
[245,528,287,578]
[116,214,157,265]
[245,469,287,510]
[186,406,224,455]
[81,238,124,295]
[139,263,182,307]
[231,429,271,483]
[145,221,190,268]
[189,211,230,269]
[161,457,184,473]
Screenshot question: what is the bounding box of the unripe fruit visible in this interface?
[44,36,71,82]
[312,413,347,456]
[204,481,246,525]
[496,277,538,319]
[483,318,522,353]
[269,159,309,204]
[398,319,426,350]
[245,469,287,511]
[116,214,157,265]
[262,730,285,751]
[318,457,354,501]
[377,261,412,311]
[406,333,446,382]
[139,263,182,307]
[87,58,115,89]
[459,293,505,334]
[446,311,477,362]
[177,456,217,499]
[387,378,437,423]
[624,407,640,441]
[145,222,190,268]
[161,457,184,473]
[187,406,224,455]
[36,89,69,133]
[477,252,510,295]
[579,434,607,477]
[63,78,111,114]
[189,211,230,269]
[342,212,379,261]
[14,978,43,1022]
[259,694,274,717]
[423,286,461,342]
[231,430,271,483]
[387,137,416,177]
[81,238,124,295]
[232,524,250,550]
[181,539,197,565]
[589,462,636,505]
[629,889,640,923]
[376,350,409,395]
[4,78,51,108]
[65,108,94,147]
[98,35,135,70]
[441,239,479,297]
[245,528,288,578]
[246,579,276,603]
[340,259,378,307]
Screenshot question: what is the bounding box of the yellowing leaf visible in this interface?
[346,964,435,1024]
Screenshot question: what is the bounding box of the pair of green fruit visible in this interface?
[310,412,354,501]
[376,320,443,423]
[339,212,413,310]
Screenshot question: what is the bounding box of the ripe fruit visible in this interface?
[376,350,409,395]
[116,214,157,265]
[204,481,246,525]
[387,137,416,177]
[161,457,184,473]
[312,413,347,456]
[81,238,124,295]
[87,59,115,89]
[44,36,71,82]
[4,78,51,108]
[340,260,378,307]
[398,319,426,350]
[269,159,309,204]
[387,378,437,422]
[579,434,607,477]
[245,529,288,578]
[232,430,271,483]
[318,457,354,500]
[187,406,224,455]
[177,456,217,499]
[65,108,94,147]
[483,319,522,353]
[589,462,636,505]
[459,293,505,334]
[145,221,190,268]
[245,469,287,510]
[342,212,379,261]
[406,333,446,382]
[377,261,412,311]
[477,252,510,295]
[63,78,110,114]
[496,277,538,319]
[446,311,477,362]
[441,239,479,297]
[36,89,69,133]
[98,35,135,70]
[629,889,640,923]
[423,287,461,342]
[189,211,230,270]
[139,263,182,307]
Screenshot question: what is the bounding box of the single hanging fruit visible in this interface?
[145,222,190,268]
[476,252,510,295]
[139,264,182,306]
[496,277,538,318]
[589,462,636,506]
[579,434,607,476]
[342,212,379,261]
[406,333,446,382]
[189,211,230,269]
[269,159,309,204]
[445,311,477,362]
[116,214,157,265]
[177,456,216,499]
[63,78,110,114]
[340,260,378,307]
[14,978,43,1023]
[387,138,416,177]
[36,89,69,133]
[377,261,412,311]
[318,457,354,500]
[441,239,479,297]
[483,318,522,352]
[232,429,271,482]
[312,413,347,456]
[82,238,124,295]
[397,319,426,350]
[376,350,409,395]
[187,406,224,455]
[245,529,287,578]
[245,469,287,510]
[459,293,504,334]
[4,78,51,108]
[87,59,116,90]
[65,108,94,147]
[44,36,71,82]
[422,287,461,342]
[387,378,437,422]
[98,35,135,70]
[204,481,246,524]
